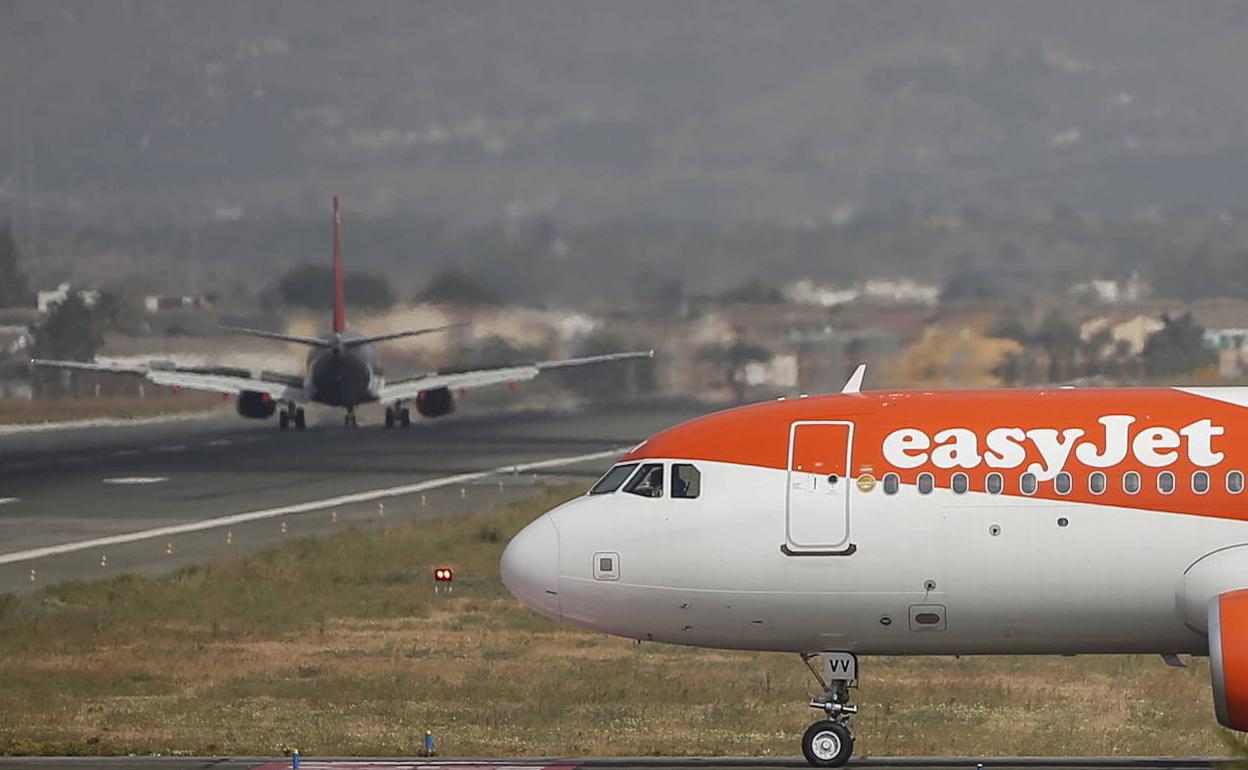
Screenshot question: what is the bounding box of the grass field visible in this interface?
[0,394,225,425]
[0,484,1233,758]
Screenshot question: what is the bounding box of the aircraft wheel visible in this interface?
[400,408,411,428]
[294,408,306,430]
[384,407,395,429]
[801,720,853,768]
[279,410,290,430]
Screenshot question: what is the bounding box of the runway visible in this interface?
[0,757,1228,770]
[0,399,709,593]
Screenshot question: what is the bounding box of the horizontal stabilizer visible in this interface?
[341,323,467,347]
[219,326,332,347]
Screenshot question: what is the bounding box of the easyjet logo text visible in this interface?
[881,416,1224,481]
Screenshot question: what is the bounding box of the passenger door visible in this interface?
[785,421,854,553]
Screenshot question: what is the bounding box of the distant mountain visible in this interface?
[5,0,1248,227]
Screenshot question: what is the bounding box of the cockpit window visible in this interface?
[672,464,701,499]
[624,463,664,498]
[589,463,638,495]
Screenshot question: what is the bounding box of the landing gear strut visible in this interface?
[800,652,857,767]
[278,404,306,431]
[384,404,412,429]
[344,408,358,429]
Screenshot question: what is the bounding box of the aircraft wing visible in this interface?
[32,358,309,402]
[377,350,653,404]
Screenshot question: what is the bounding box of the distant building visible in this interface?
[1068,272,1150,304]
[742,354,799,389]
[783,278,938,308]
[143,295,212,313]
[37,283,100,313]
[1080,314,1164,356]
[0,325,31,355]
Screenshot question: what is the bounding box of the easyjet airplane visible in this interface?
[502,365,1248,766]
[35,197,651,429]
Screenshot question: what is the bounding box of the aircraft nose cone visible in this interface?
[500,513,561,620]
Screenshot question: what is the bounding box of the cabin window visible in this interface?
[671,464,701,499]
[883,473,900,495]
[1229,470,1245,494]
[951,472,969,495]
[1123,471,1141,495]
[589,463,638,495]
[917,473,934,495]
[1089,471,1106,495]
[986,472,1004,495]
[1192,470,1210,495]
[1054,472,1072,495]
[1020,472,1037,495]
[1157,471,1175,495]
[624,463,664,498]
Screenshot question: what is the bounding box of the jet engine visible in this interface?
[416,387,455,418]
[236,390,277,419]
[1210,589,1248,731]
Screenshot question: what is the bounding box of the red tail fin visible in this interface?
[332,195,346,334]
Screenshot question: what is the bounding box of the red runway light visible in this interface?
[434,568,454,582]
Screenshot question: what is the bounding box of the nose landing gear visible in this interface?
[344,407,358,428]
[800,652,858,767]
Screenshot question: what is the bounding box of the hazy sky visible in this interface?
[6,1,1248,226]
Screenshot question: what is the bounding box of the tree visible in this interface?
[718,279,782,304]
[939,266,1000,304]
[0,226,30,308]
[274,265,395,311]
[418,268,501,306]
[32,293,103,362]
[1142,313,1216,378]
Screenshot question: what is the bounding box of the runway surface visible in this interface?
[0,757,1228,770]
[0,399,709,593]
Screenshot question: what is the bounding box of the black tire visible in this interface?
[294,408,306,430]
[384,407,395,429]
[400,408,411,428]
[801,720,853,768]
[279,411,289,430]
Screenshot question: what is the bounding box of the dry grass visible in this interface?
[0,484,1230,758]
[0,395,225,425]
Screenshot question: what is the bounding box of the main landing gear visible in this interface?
[344,407,359,429]
[278,404,306,431]
[800,652,858,767]
[383,404,411,429]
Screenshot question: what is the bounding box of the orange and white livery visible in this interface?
[502,368,1248,766]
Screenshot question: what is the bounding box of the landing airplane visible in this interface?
[503,365,1248,765]
[35,197,652,429]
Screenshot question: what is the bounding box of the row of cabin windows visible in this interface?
[880,469,1245,496]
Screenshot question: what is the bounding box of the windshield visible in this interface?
[589,463,639,495]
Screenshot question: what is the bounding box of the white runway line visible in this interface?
[153,444,188,453]
[0,447,626,566]
[109,449,141,458]
[206,439,233,447]
[0,498,19,505]
[0,410,222,436]
[102,476,170,485]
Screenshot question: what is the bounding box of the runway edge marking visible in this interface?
[0,448,626,566]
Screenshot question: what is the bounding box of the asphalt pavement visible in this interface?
[0,399,709,593]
